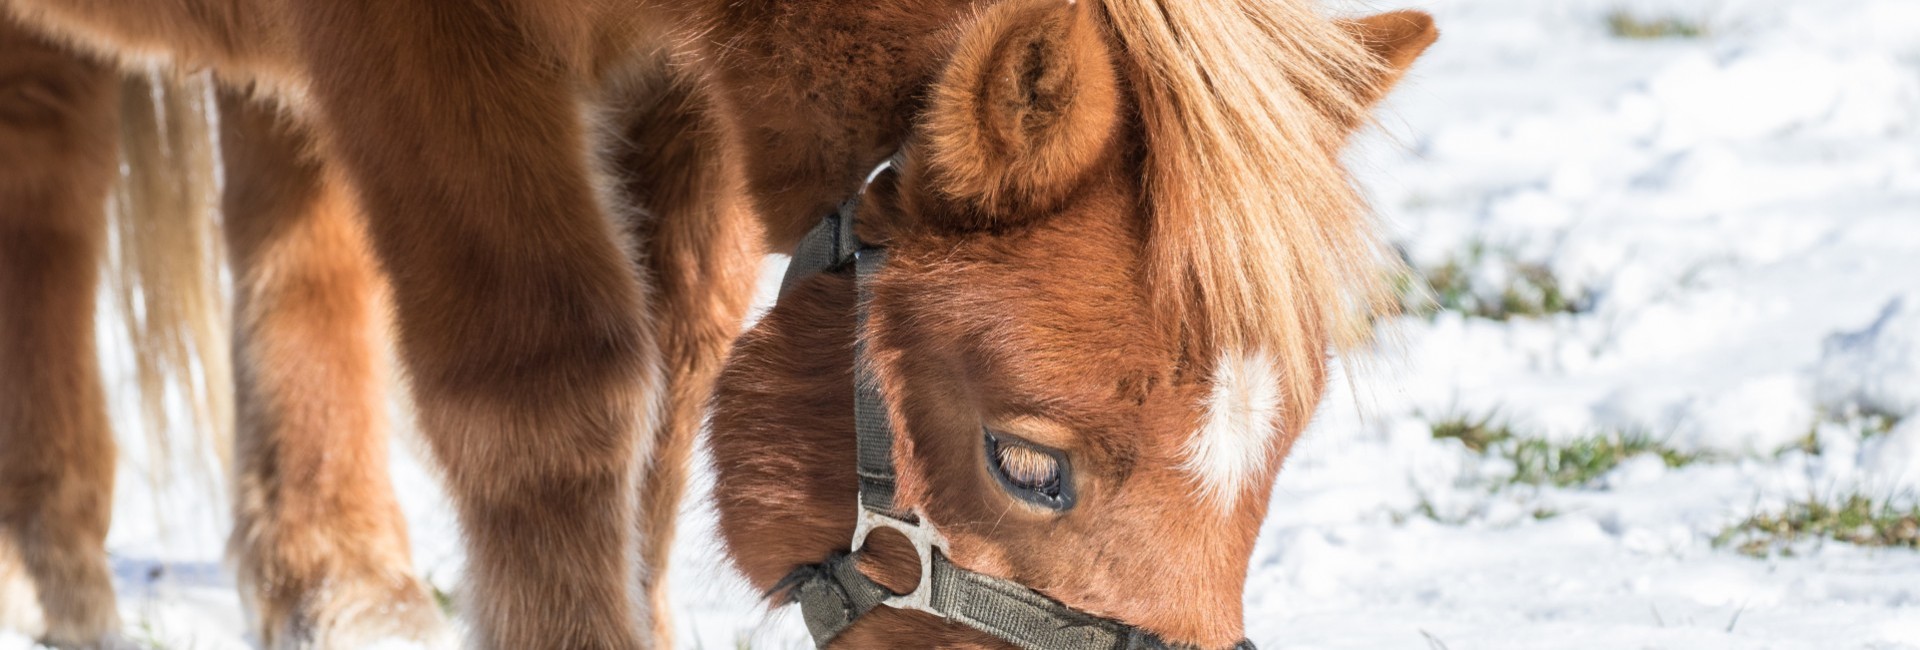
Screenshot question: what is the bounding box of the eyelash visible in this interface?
[984,430,1075,511]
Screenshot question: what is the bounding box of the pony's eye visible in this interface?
[984,430,1075,511]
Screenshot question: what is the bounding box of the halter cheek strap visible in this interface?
[777,198,912,525]
[773,199,1255,650]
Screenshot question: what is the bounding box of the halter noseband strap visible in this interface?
[773,197,1255,650]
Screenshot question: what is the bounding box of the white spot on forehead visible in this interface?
[1182,350,1284,511]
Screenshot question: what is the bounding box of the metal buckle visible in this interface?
[849,497,950,616]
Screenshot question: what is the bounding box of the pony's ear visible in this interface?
[1339,10,1438,111]
[921,0,1121,226]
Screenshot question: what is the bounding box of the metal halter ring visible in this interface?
[849,498,950,617]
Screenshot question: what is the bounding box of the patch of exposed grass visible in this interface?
[1430,411,1516,453]
[1401,243,1588,321]
[1855,410,1902,439]
[431,582,457,616]
[1509,434,1701,488]
[1397,491,1477,526]
[1782,407,1907,457]
[132,618,173,650]
[1780,427,1824,458]
[1606,10,1708,39]
[1827,404,1902,439]
[1716,494,1920,557]
[1396,487,1563,526]
[1428,413,1698,488]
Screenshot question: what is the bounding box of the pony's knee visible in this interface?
[423,369,656,498]
[404,292,661,500]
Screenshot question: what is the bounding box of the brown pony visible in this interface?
[0,0,1433,648]
[712,3,1436,647]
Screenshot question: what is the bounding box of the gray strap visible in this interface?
[853,246,903,519]
[929,558,1138,650]
[780,198,901,518]
[780,198,900,517]
[784,551,1226,650]
[779,198,861,296]
[787,554,890,644]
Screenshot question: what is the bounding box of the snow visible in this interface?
[1819,295,1920,421]
[7,0,1920,647]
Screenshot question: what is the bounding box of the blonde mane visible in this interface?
[1096,0,1396,420]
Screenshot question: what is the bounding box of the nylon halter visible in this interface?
[770,189,1257,650]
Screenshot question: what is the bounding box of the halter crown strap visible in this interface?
[775,201,1255,650]
[778,197,861,294]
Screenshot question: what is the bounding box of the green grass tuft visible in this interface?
[1606,10,1708,39]
[1430,411,1516,454]
[1857,410,1902,438]
[1407,416,1704,525]
[132,619,173,650]
[1717,494,1920,557]
[1508,433,1701,488]
[1428,413,1699,488]
[1782,407,1906,457]
[1401,243,1588,321]
[1780,427,1824,458]
[431,582,456,617]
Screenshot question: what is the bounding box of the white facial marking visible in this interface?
[1182,350,1284,511]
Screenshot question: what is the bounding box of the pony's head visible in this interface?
[711,1,1435,647]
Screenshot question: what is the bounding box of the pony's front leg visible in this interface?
[217,91,450,649]
[0,17,122,649]
[612,71,764,648]
[287,4,656,648]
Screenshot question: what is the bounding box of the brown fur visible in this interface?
[1340,11,1442,117]
[0,17,122,647]
[218,90,448,648]
[679,0,975,249]
[712,2,1437,649]
[605,54,765,646]
[0,0,1432,647]
[920,0,1120,224]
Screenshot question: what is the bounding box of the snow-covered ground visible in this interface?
[8,0,1920,648]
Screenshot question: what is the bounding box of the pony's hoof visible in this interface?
[253,573,452,650]
[0,536,122,649]
[38,631,141,650]
[0,540,47,641]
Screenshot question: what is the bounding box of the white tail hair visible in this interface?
[109,70,231,482]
